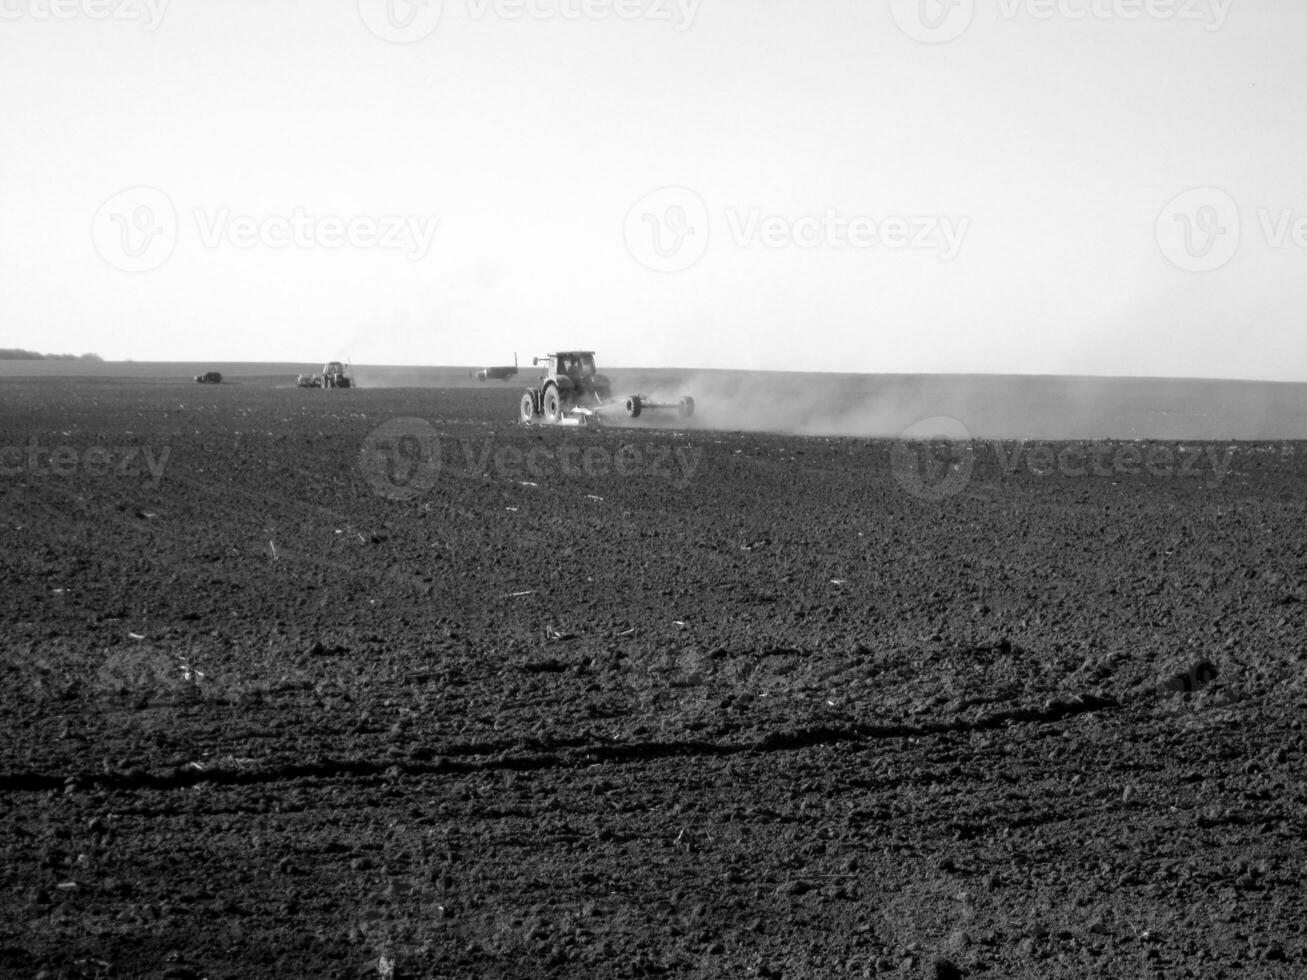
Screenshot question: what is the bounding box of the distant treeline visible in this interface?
[0,349,103,361]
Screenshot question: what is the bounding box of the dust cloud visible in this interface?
[609,370,1307,441]
[671,372,905,438]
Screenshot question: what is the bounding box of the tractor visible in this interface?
[194,371,222,384]
[518,351,694,425]
[470,354,518,382]
[298,360,353,388]
[322,361,352,388]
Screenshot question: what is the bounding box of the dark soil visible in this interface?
[2,378,1305,979]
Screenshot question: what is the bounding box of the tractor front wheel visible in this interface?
[624,396,642,418]
[678,396,695,418]
[520,391,537,423]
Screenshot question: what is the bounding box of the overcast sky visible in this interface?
[2,0,1304,377]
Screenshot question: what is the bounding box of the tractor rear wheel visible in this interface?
[520,391,537,423]
[544,388,563,423]
[678,396,695,418]
[624,396,642,418]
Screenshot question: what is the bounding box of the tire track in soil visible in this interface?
[0,691,1118,794]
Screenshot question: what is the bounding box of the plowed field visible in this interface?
[2,377,1305,979]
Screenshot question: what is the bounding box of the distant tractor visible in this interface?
[471,354,518,382]
[322,361,352,388]
[298,360,353,388]
[194,371,222,384]
[518,351,694,425]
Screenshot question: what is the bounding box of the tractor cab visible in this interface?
[554,352,595,379]
[535,351,601,385]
